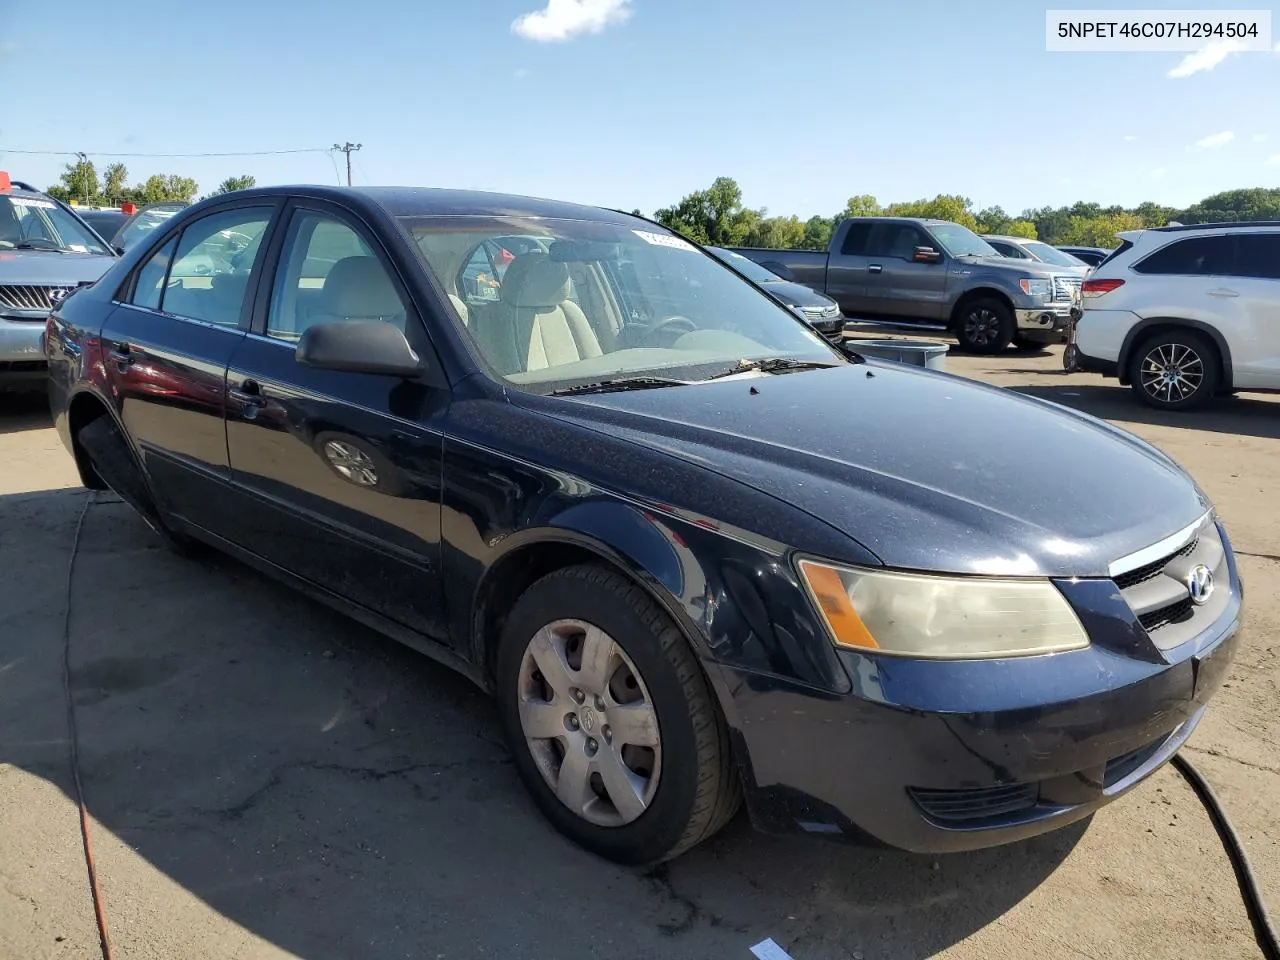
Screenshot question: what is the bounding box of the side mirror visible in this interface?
[296,321,423,378]
[761,261,795,282]
[113,245,126,256]
[912,247,943,264]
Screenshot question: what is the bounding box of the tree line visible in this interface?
[648,177,1280,251]
[45,159,256,207]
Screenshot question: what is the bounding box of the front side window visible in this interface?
[1022,241,1084,267]
[987,241,1024,258]
[929,224,997,258]
[867,224,928,260]
[402,216,838,390]
[1134,235,1233,276]
[267,211,407,341]
[161,207,272,326]
[0,196,111,255]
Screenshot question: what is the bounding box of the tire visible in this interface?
[75,415,203,557]
[1127,330,1220,411]
[495,564,740,865]
[954,297,1014,354]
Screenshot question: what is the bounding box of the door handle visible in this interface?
[109,342,134,365]
[1207,288,1239,298]
[229,378,264,406]
[868,264,883,274]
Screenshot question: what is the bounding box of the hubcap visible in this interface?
[1139,343,1203,403]
[517,619,661,827]
[322,440,378,486]
[964,308,998,346]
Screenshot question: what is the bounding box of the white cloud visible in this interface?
[512,0,632,42]
[513,68,531,80]
[1195,130,1235,149]
[1124,135,1139,142]
[1268,154,1280,166]
[1255,134,1269,142]
[1168,39,1244,78]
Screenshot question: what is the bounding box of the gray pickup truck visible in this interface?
[729,217,1082,353]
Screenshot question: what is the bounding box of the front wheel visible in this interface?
[495,565,740,865]
[1128,330,1220,411]
[955,298,1014,354]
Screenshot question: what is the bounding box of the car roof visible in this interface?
[1150,221,1280,233]
[983,235,1035,243]
[220,184,640,225]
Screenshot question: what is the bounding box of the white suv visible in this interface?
[1072,223,1280,410]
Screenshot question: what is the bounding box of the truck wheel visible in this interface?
[1128,330,1220,411]
[955,298,1014,354]
[495,564,740,865]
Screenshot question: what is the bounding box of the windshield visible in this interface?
[0,196,111,255]
[402,216,840,391]
[707,247,780,284]
[1022,241,1086,267]
[115,204,185,250]
[929,224,998,258]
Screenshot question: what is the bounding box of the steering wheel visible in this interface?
[649,315,697,346]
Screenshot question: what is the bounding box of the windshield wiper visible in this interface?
[15,240,68,253]
[706,357,842,380]
[549,375,690,396]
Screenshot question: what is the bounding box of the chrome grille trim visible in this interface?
[1053,276,1082,302]
[0,284,72,312]
[1108,510,1211,578]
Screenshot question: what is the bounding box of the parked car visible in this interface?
[47,185,1239,865]
[75,207,130,244]
[728,218,1081,353]
[1072,222,1280,410]
[0,174,118,390]
[983,235,1090,276]
[707,246,844,341]
[1058,246,1113,267]
[111,201,188,252]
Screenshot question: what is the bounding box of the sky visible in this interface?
[2,0,1278,219]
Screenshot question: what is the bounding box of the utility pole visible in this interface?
[332,142,362,186]
[75,151,90,206]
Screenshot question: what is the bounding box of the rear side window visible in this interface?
[1133,235,1232,276]
[839,222,873,256]
[1231,233,1280,280]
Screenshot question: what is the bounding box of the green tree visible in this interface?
[1060,211,1144,247]
[1006,219,1038,239]
[103,163,129,203]
[1178,187,1280,224]
[837,194,881,220]
[801,215,833,250]
[884,194,978,230]
[653,177,759,246]
[212,174,256,195]
[54,159,100,205]
[135,174,199,203]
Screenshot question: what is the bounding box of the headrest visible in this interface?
[499,252,570,308]
[321,256,403,318]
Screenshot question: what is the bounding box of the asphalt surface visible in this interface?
[1,339,1277,960]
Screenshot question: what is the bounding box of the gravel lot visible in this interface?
[2,339,1276,960]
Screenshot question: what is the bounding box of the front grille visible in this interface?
[0,284,72,313]
[908,782,1039,825]
[1053,276,1082,302]
[800,304,841,320]
[1112,516,1228,650]
[1105,736,1167,787]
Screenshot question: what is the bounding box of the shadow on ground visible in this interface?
[3,492,1083,960]
[0,391,53,436]
[1011,382,1280,441]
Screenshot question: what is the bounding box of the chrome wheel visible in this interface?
[963,308,1001,347]
[322,439,378,486]
[517,618,661,827]
[1139,342,1204,404]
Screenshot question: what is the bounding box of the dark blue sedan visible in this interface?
[45,185,1241,864]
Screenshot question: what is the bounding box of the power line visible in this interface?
[0,147,333,158]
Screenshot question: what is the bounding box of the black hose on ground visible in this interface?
[1172,753,1280,960]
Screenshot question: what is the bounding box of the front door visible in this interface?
[100,202,277,532]
[223,203,450,641]
[861,222,950,321]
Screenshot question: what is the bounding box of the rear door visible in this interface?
[1227,232,1280,387]
[823,221,873,316]
[862,222,949,320]
[100,201,278,533]
[222,201,451,641]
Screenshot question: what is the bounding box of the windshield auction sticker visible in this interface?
[633,230,696,251]
[10,197,57,209]
[1045,9,1271,50]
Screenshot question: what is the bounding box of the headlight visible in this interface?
[797,559,1090,659]
[1018,278,1053,299]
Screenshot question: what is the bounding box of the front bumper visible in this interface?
[1014,305,1073,341]
[805,315,846,341]
[720,531,1242,853]
[0,315,49,384]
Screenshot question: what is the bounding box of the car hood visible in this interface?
[535,363,1209,576]
[0,250,117,284]
[761,279,837,309]
[962,255,1067,277]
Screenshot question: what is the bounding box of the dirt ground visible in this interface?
[1,337,1276,960]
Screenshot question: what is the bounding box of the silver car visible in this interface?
[0,180,118,389]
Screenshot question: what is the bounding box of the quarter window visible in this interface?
[1133,235,1233,276]
[266,211,408,342]
[1231,233,1280,280]
[160,208,272,326]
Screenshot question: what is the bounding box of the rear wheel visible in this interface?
[495,564,739,865]
[955,297,1014,354]
[1128,330,1220,411]
[75,415,203,556]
